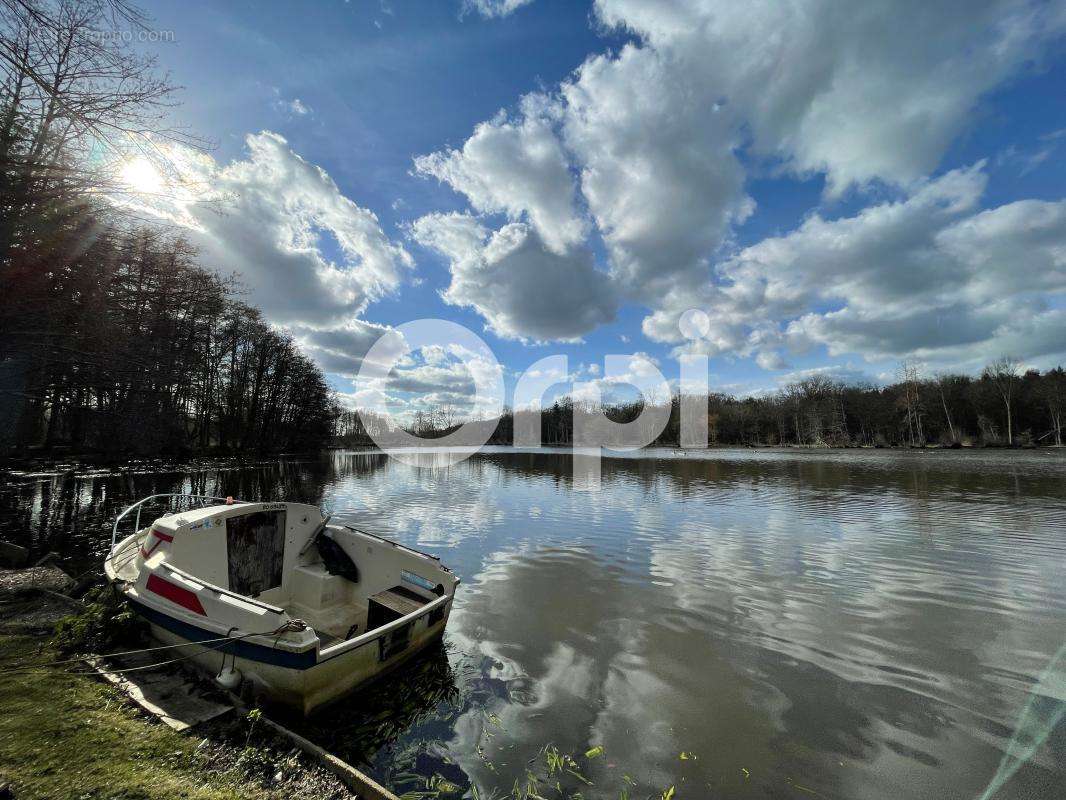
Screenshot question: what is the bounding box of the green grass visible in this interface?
[0,635,283,800]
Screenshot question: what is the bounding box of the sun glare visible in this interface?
[119,157,164,195]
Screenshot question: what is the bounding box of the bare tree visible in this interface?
[898,361,925,446]
[781,382,804,445]
[1036,366,1065,446]
[934,372,958,444]
[0,0,191,157]
[0,0,208,266]
[982,356,1021,445]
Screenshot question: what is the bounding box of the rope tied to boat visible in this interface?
[1,621,309,677]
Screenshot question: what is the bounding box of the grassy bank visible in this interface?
[0,634,350,800]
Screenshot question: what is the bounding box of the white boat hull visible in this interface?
[134,603,450,715]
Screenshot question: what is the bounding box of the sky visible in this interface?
[123,0,1066,419]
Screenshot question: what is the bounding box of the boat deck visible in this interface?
[292,585,432,649]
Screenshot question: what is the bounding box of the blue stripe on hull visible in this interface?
[127,598,318,670]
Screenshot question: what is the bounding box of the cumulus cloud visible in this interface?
[414,101,585,255]
[755,351,790,371]
[415,0,1066,367]
[561,44,753,302]
[594,0,1066,194]
[568,352,672,407]
[410,212,617,342]
[144,132,412,327]
[655,164,1066,370]
[114,131,412,380]
[297,320,506,424]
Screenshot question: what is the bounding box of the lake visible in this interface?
[2,447,1065,799]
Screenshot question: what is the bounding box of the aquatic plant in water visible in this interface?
[397,742,676,800]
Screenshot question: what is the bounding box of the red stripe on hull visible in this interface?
[146,573,207,616]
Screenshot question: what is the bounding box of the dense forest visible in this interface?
[336,361,1065,450]
[0,0,336,457]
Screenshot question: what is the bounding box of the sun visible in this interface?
[119,156,164,195]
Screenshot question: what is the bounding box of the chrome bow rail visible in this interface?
[110,494,245,554]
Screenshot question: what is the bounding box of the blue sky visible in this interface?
[127,0,1066,417]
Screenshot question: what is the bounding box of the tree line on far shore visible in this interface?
[0,0,335,457]
[335,358,1064,450]
[666,358,1063,448]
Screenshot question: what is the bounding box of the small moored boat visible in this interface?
[104,495,459,715]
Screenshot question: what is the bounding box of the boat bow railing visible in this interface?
[110,494,245,555]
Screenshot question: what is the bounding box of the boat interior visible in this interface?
[263,540,447,648]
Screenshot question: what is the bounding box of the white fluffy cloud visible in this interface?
[569,351,672,405]
[414,101,585,255]
[415,0,1066,365]
[410,212,617,342]
[594,0,1066,194]
[755,351,790,371]
[560,43,753,302]
[116,131,412,379]
[136,131,412,328]
[654,164,1066,370]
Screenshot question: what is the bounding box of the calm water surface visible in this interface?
[2,447,1065,799]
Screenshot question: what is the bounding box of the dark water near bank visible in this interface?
[3,447,1066,799]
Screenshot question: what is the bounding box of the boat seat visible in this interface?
[290,563,349,610]
[367,585,428,631]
